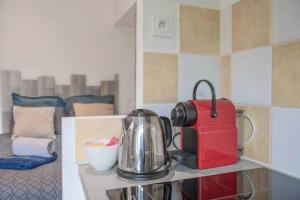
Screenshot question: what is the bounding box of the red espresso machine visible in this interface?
[170,80,237,169]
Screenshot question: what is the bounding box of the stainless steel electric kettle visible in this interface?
[117,109,172,180]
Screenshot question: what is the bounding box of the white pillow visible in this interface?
[13,106,56,139]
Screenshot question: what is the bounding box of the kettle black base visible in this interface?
[117,154,172,181]
[117,168,170,181]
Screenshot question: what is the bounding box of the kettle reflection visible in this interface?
[107,183,172,200]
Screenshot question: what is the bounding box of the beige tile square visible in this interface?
[220,56,231,99]
[75,118,122,162]
[143,52,178,104]
[180,5,220,55]
[236,105,270,164]
[232,0,272,52]
[272,40,300,107]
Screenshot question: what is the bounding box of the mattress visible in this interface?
[0,133,62,200]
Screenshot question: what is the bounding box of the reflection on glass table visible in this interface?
[106,168,300,200]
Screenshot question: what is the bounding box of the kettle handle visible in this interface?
[160,116,172,148]
[193,79,217,118]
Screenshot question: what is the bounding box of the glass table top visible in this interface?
[106,168,300,200]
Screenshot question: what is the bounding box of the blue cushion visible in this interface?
[65,95,114,113]
[12,93,65,108]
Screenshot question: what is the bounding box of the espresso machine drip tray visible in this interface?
[106,168,300,200]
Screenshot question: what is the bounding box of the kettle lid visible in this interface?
[127,109,157,117]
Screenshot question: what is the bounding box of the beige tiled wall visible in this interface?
[236,105,271,164]
[232,0,272,52]
[225,0,300,173]
[143,0,300,169]
[180,5,220,55]
[143,1,273,165]
[222,0,273,165]
[75,118,122,163]
[272,40,300,107]
[143,52,178,104]
[144,5,221,105]
[220,56,231,99]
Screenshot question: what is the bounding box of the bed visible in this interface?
[0,134,62,200]
[0,70,119,200]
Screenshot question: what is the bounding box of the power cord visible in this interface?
[238,171,255,200]
[172,132,181,150]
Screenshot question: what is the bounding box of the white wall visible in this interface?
[114,0,136,25]
[231,47,272,106]
[0,0,136,115]
[272,0,300,44]
[136,0,144,108]
[219,0,240,9]
[220,5,232,55]
[272,107,300,177]
[179,54,220,100]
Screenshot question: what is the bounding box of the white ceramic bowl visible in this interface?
[85,139,119,171]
